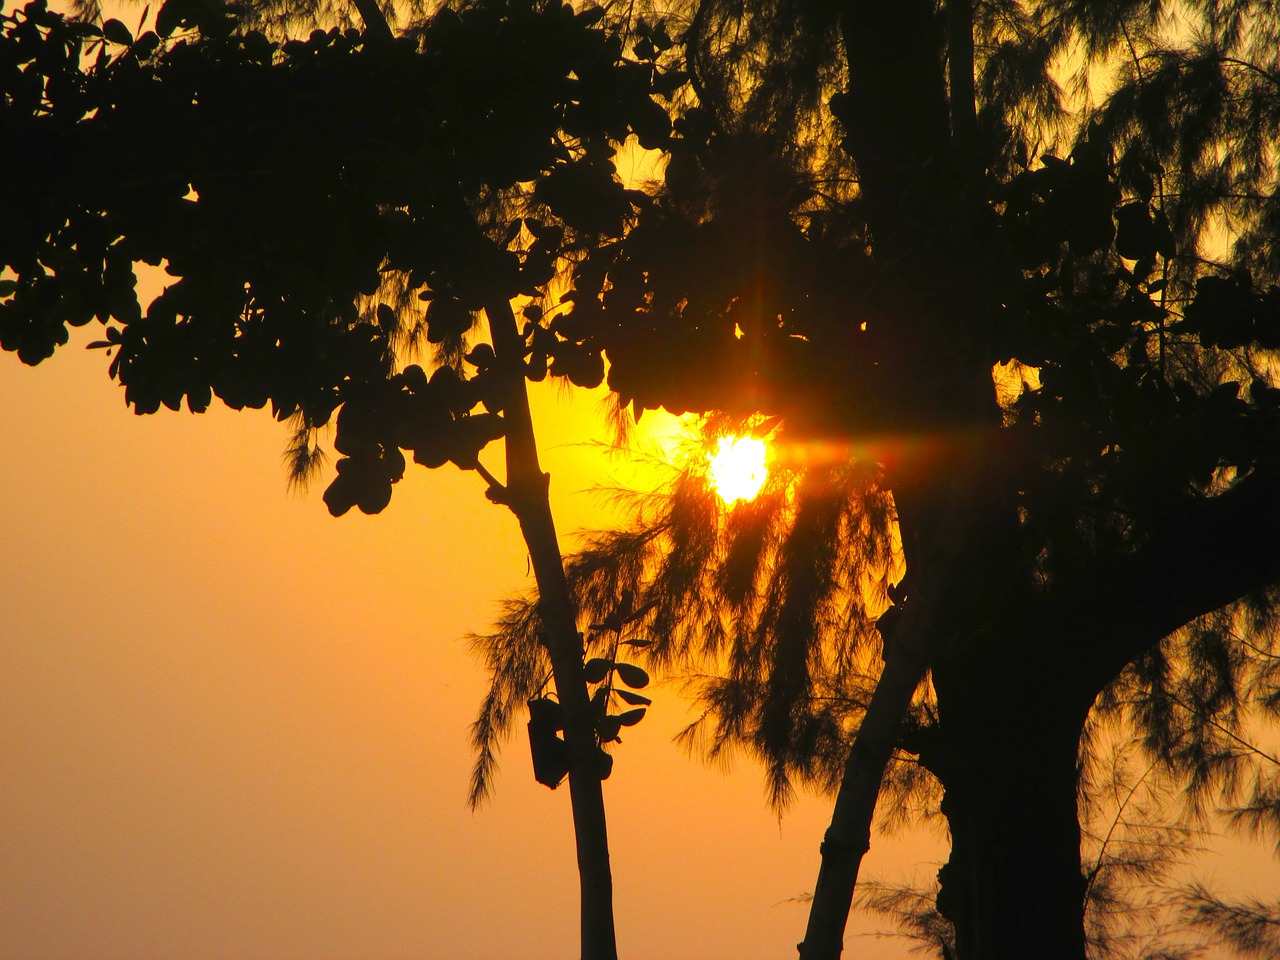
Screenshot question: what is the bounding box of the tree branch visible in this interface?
[946,0,977,147]
[350,0,393,46]
[1056,468,1280,693]
[474,459,511,505]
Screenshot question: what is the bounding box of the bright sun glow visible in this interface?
[707,435,768,504]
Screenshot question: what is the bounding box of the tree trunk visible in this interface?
[946,0,977,146]
[797,453,998,959]
[486,295,618,960]
[930,653,1092,960]
[351,0,394,46]
[797,634,929,959]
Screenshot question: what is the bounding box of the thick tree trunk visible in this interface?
[917,465,1280,960]
[836,0,950,250]
[930,649,1093,960]
[486,295,618,960]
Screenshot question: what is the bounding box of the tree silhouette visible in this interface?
[474,417,1280,957]
[467,2,1280,958]
[0,2,687,956]
[9,1,1280,959]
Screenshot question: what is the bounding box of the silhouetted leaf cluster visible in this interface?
[0,0,686,514]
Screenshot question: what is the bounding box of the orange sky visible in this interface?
[0,6,947,945]
[0,333,960,959]
[5,336,1278,960]
[2,4,1277,956]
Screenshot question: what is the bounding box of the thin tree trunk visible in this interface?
[486,294,618,960]
[798,450,995,959]
[796,626,931,959]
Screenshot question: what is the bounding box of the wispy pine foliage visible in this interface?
[1175,884,1280,958]
[855,736,1273,960]
[1092,591,1280,836]
[850,879,957,958]
[466,421,924,809]
[283,417,328,489]
[467,596,548,807]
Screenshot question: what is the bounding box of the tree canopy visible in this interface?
[467,1,1280,956]
[6,1,1280,959]
[1,1,689,955]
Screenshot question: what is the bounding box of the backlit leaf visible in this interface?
[583,657,614,683]
[614,662,649,689]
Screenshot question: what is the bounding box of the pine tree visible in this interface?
[470,2,1280,957]
[9,1,1280,957]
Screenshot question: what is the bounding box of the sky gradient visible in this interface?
[0,333,963,959]
[1,4,1276,950]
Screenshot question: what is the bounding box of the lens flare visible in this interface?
[707,435,768,504]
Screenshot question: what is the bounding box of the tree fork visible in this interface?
[486,294,618,960]
[798,452,987,958]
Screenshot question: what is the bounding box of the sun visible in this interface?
[707,435,769,504]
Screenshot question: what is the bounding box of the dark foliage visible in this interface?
[0,0,683,513]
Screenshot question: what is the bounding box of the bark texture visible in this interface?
[930,639,1095,960]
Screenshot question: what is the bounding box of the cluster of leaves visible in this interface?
[521,638,651,788]
[527,119,1279,481]
[584,648,650,743]
[581,591,657,748]
[476,591,656,797]
[543,136,889,431]
[323,361,506,515]
[978,149,1280,592]
[0,0,689,511]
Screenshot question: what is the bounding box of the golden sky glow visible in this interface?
[4,5,1278,954]
[0,333,953,960]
